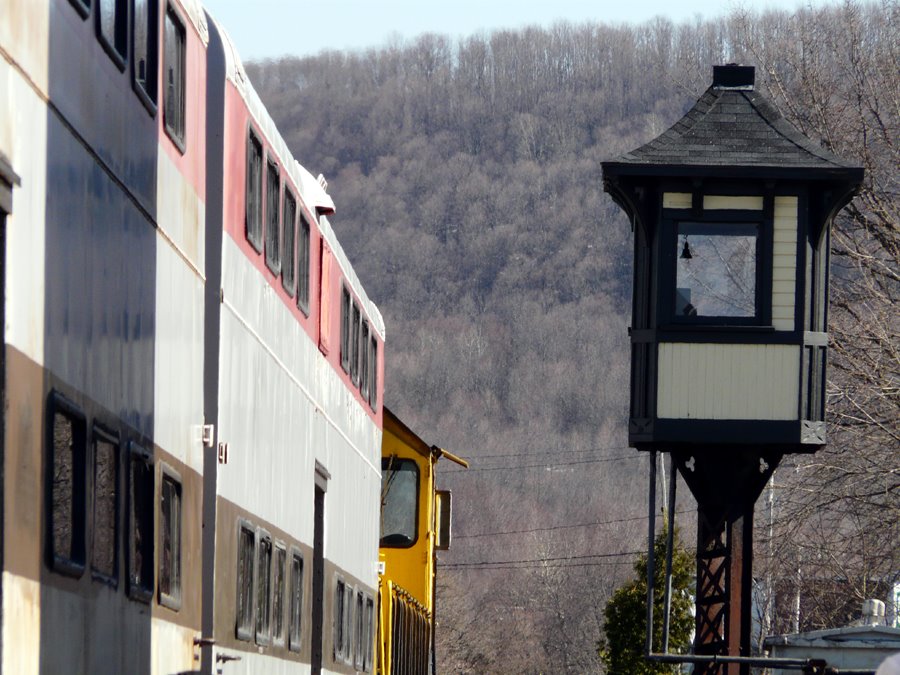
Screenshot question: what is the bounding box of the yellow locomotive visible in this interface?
[378,409,467,675]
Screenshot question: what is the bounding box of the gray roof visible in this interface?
[606,83,860,174]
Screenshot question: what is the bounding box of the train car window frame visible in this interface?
[132,0,159,113]
[363,594,375,672]
[368,335,378,410]
[235,520,256,641]
[359,320,370,401]
[349,301,361,386]
[255,529,273,646]
[163,3,186,152]
[69,0,91,20]
[288,549,304,653]
[344,583,355,664]
[340,285,351,373]
[245,127,264,252]
[158,463,182,611]
[96,0,128,71]
[271,542,287,647]
[46,392,88,578]
[127,442,154,603]
[333,578,346,663]
[281,188,297,297]
[297,214,311,316]
[354,589,365,670]
[90,423,120,587]
[265,157,281,275]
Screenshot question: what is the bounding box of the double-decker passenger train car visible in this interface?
[379,409,467,675]
[1,1,387,673]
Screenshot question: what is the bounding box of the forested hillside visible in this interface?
[245,3,898,671]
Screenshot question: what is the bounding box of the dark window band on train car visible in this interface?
[96,0,127,71]
[132,0,159,114]
[281,188,297,297]
[163,3,186,152]
[265,157,282,275]
[90,423,120,588]
[127,441,154,603]
[158,463,183,611]
[45,391,88,578]
[288,549,304,653]
[255,529,273,646]
[297,213,311,316]
[235,520,256,641]
[246,128,264,252]
[69,0,91,20]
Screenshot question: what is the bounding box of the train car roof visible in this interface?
[203,9,385,340]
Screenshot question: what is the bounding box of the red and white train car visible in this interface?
[0,1,385,674]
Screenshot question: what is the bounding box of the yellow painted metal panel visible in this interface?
[663,192,692,209]
[703,195,764,210]
[657,343,800,420]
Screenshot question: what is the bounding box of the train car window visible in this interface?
[281,189,297,296]
[256,532,273,645]
[236,522,256,640]
[333,579,346,661]
[46,393,87,577]
[132,0,159,111]
[246,129,263,252]
[272,544,287,646]
[97,0,127,69]
[343,583,354,663]
[340,286,351,373]
[158,465,182,610]
[288,551,304,652]
[265,159,281,274]
[380,458,419,548]
[297,214,311,315]
[359,320,370,400]
[363,595,375,671]
[91,425,119,585]
[350,302,361,385]
[68,0,91,19]
[354,590,365,670]
[368,336,378,410]
[127,442,154,602]
[163,4,186,151]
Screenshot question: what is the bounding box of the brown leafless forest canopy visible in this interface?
[246,3,898,671]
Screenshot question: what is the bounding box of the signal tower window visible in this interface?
[97,0,127,69]
[47,394,88,577]
[158,466,182,610]
[91,425,119,585]
[256,532,273,645]
[127,443,154,602]
[236,522,255,640]
[297,214,311,315]
[288,551,304,652]
[281,190,297,296]
[265,159,281,274]
[272,544,287,645]
[133,0,159,110]
[163,5,186,151]
[340,286,351,373]
[246,129,263,251]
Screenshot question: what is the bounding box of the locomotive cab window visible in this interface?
[265,158,281,274]
[158,465,182,610]
[133,0,159,111]
[380,458,419,548]
[97,0,127,69]
[246,129,263,251]
[672,220,762,324]
[46,393,88,577]
[163,4,186,151]
[127,442,154,602]
[91,425,119,585]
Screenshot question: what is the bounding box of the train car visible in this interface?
[202,15,385,675]
[379,408,467,675]
[1,0,209,672]
[1,2,387,674]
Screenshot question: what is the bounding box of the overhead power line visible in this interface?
[441,550,644,569]
[473,445,633,460]
[455,509,694,539]
[442,453,641,474]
